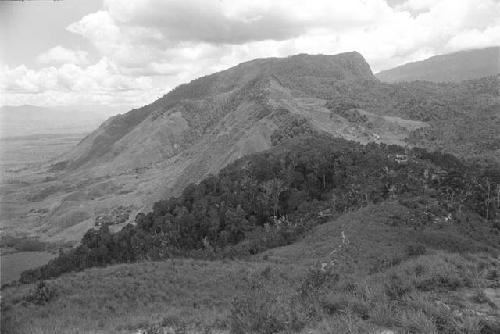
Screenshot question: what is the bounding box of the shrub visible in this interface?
[24,281,56,305]
[454,316,483,334]
[320,292,350,315]
[368,302,399,328]
[414,272,463,291]
[320,292,370,320]
[370,256,404,273]
[398,309,438,334]
[298,267,339,298]
[407,244,427,257]
[230,276,307,334]
[20,267,42,284]
[384,273,413,300]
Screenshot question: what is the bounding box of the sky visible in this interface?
[1,0,499,109]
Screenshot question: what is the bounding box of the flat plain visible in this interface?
[0,133,87,283]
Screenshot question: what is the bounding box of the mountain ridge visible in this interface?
[62,52,375,171]
[376,46,500,82]
[1,51,498,244]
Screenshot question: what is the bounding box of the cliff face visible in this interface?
[376,47,500,83]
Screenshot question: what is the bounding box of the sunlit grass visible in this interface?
[2,259,290,333]
[2,202,499,334]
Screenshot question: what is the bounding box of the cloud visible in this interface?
[37,46,90,66]
[396,0,435,12]
[3,0,500,107]
[83,0,390,49]
[67,11,121,58]
[0,59,157,106]
[446,25,500,51]
[102,0,381,45]
[66,0,500,72]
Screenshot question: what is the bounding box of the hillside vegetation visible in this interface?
[3,52,498,246]
[2,202,500,333]
[2,52,500,334]
[3,135,500,333]
[306,76,500,163]
[18,135,500,283]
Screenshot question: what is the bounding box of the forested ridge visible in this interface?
[21,134,500,283]
[277,72,499,162]
[320,74,499,163]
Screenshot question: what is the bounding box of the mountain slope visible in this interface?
[376,47,500,82]
[18,133,500,284]
[3,52,500,334]
[10,52,409,242]
[7,134,499,333]
[63,52,375,171]
[2,51,498,244]
[4,201,500,333]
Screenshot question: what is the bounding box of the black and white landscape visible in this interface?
[1,1,500,333]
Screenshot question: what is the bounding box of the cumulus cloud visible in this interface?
[67,0,391,64]
[0,59,157,106]
[101,0,385,45]
[396,0,436,12]
[37,46,90,66]
[107,0,303,45]
[3,0,500,107]
[447,25,500,51]
[66,0,500,71]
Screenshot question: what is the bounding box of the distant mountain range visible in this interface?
[0,105,124,138]
[376,47,500,82]
[2,50,499,244]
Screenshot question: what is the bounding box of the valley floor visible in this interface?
[1,251,56,285]
[1,202,500,334]
[0,133,88,284]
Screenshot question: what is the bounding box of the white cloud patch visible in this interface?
[447,25,500,51]
[3,0,500,107]
[63,0,500,73]
[37,46,90,66]
[0,59,157,106]
[396,0,435,12]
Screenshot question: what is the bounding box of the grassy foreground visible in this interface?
[2,202,500,334]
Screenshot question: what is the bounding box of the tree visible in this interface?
[225,205,251,243]
[262,178,286,217]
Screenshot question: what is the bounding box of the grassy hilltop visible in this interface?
[2,203,500,333]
